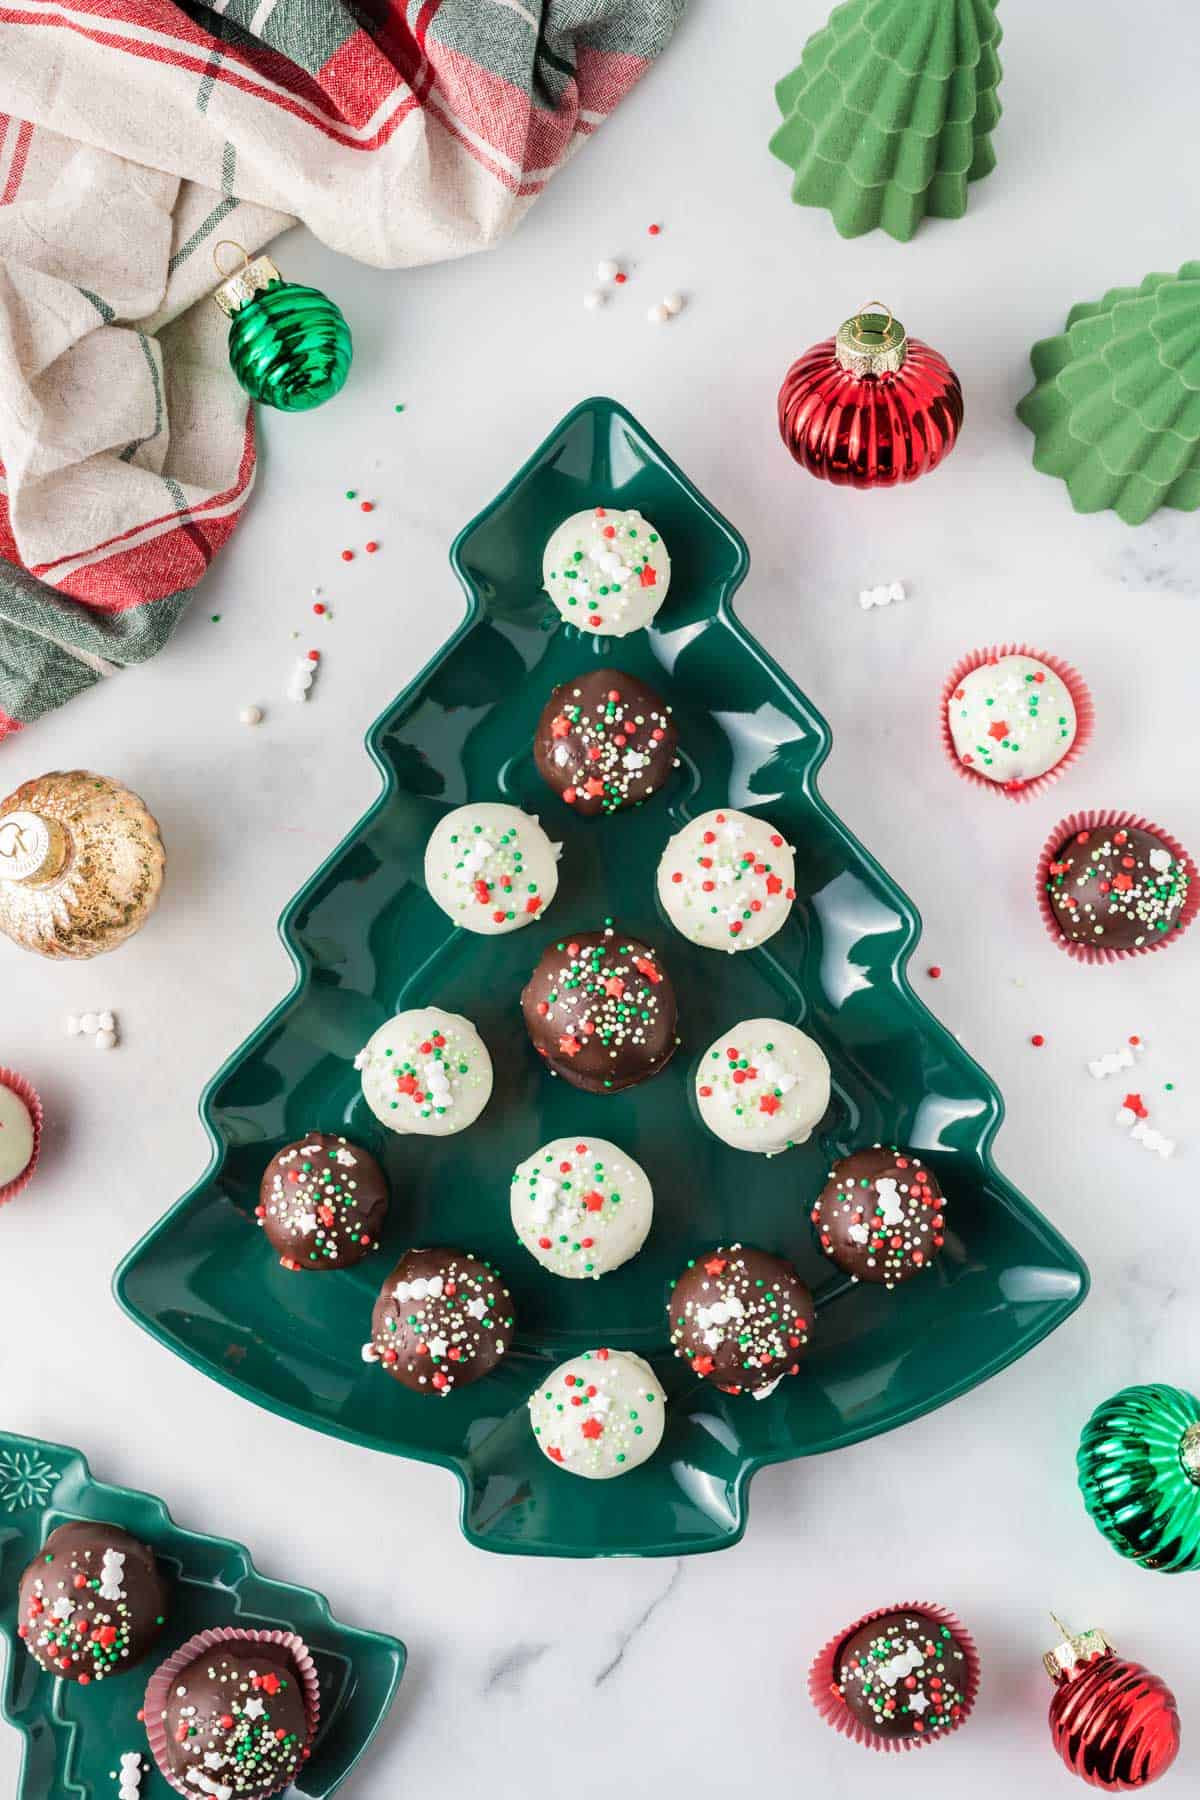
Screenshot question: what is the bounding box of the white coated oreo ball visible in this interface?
[542,507,670,637]
[529,1349,666,1479]
[0,1083,34,1185]
[355,1007,492,1137]
[511,1136,653,1278]
[424,803,560,935]
[696,1019,830,1155]
[657,808,796,951]
[947,653,1077,785]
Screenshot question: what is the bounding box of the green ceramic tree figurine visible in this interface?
[1017,262,1200,525]
[1077,1383,1200,1573]
[769,0,1003,242]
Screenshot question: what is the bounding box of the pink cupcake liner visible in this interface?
[145,1627,320,1800]
[0,1069,43,1208]
[940,644,1094,801]
[1036,808,1199,964]
[809,1600,980,1754]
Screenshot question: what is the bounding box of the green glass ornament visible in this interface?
[1077,1383,1200,1573]
[213,241,351,412]
[769,0,1004,243]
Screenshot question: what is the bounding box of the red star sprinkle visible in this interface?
[580,1417,604,1440]
[582,1191,605,1212]
[584,777,605,797]
[550,715,571,737]
[639,565,657,587]
[604,975,625,997]
[1123,1093,1149,1119]
[759,1093,781,1115]
[558,1035,581,1057]
[988,720,1009,740]
[693,1355,715,1377]
[704,1256,727,1276]
[548,1446,564,1462]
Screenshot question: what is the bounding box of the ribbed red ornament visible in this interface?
[777,303,963,488]
[1045,1627,1180,1791]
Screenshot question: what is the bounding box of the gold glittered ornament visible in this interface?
[0,771,165,959]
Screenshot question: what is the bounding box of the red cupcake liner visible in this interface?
[940,644,1094,801]
[1036,808,1199,964]
[809,1600,980,1753]
[144,1627,320,1800]
[0,1069,42,1208]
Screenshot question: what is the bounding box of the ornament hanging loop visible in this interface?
[835,302,908,376]
[213,239,252,279]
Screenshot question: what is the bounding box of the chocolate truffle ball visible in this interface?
[812,1146,946,1288]
[423,802,560,933]
[534,668,678,816]
[154,1641,309,1798]
[521,925,677,1093]
[832,1609,973,1742]
[947,653,1077,786]
[542,507,670,637]
[657,808,796,951]
[257,1133,388,1272]
[667,1244,814,1397]
[529,1349,666,1478]
[1045,824,1192,951]
[364,1248,515,1395]
[18,1521,168,1683]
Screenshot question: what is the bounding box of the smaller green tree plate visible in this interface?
[0,1431,405,1799]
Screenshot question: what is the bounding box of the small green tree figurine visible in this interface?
[1017,262,1200,525]
[770,0,1003,242]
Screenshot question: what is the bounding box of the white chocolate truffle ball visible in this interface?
[657,808,796,951]
[947,653,1077,785]
[0,1083,35,1185]
[695,1020,830,1154]
[542,507,670,638]
[356,1007,492,1137]
[529,1349,666,1479]
[511,1136,653,1279]
[424,803,560,936]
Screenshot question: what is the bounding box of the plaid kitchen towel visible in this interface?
[0,1,684,739]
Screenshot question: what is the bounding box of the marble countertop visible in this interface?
[3,1,1199,1793]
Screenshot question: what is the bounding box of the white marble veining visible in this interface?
[2,2,1199,1793]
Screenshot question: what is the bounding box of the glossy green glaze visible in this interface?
[0,1430,405,1797]
[115,397,1088,1557]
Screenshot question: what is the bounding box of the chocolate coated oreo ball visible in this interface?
[18,1521,168,1683]
[154,1640,309,1798]
[521,924,677,1093]
[364,1248,515,1395]
[667,1244,814,1398]
[534,668,678,816]
[258,1133,388,1272]
[812,1146,946,1288]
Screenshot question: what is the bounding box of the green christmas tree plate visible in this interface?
[115,397,1088,1558]
[0,1430,405,1797]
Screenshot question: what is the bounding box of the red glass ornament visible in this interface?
[778,301,963,488]
[1043,1621,1180,1791]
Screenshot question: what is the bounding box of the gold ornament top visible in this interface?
[1043,1619,1111,1681]
[0,771,165,960]
[1180,1421,1200,1481]
[835,302,908,377]
[213,245,282,319]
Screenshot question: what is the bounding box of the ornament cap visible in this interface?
[835,302,908,376]
[0,810,68,886]
[212,241,282,318]
[1180,1420,1200,1480]
[1043,1617,1111,1681]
